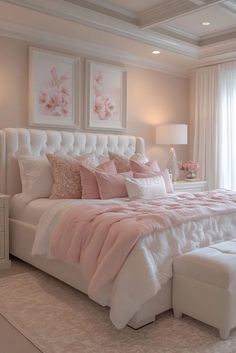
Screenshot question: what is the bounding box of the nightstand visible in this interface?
[0,195,11,269]
[174,180,207,193]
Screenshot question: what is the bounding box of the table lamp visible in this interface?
[156,124,188,181]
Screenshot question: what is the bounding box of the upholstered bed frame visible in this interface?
[0,128,172,329]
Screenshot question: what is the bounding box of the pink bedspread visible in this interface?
[50,190,236,297]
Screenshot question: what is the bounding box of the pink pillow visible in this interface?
[47,153,98,199]
[47,154,82,199]
[130,160,160,174]
[134,169,174,193]
[80,160,117,199]
[109,152,148,173]
[96,171,133,199]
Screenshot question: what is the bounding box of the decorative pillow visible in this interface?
[96,171,133,199]
[125,176,166,200]
[74,153,99,168]
[96,154,110,164]
[130,160,160,174]
[134,169,174,193]
[18,156,53,203]
[108,152,148,173]
[47,153,100,199]
[80,160,117,199]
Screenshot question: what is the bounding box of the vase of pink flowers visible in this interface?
[178,160,200,180]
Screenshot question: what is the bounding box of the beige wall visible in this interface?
[0,36,189,168]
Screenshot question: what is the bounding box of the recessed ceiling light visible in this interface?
[152,50,160,54]
[202,21,211,26]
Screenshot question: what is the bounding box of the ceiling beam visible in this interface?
[219,0,236,14]
[138,0,225,28]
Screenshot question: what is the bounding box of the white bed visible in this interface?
[0,128,172,329]
[3,128,235,330]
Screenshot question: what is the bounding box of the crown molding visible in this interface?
[158,23,200,44]
[197,50,236,67]
[0,20,189,77]
[2,0,199,58]
[200,36,236,58]
[200,28,236,45]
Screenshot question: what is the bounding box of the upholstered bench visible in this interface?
[173,240,236,340]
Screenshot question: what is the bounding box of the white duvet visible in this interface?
[32,197,236,329]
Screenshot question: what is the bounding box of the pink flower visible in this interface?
[179,160,200,172]
[93,71,104,97]
[94,96,106,119]
[39,67,71,117]
[94,95,116,120]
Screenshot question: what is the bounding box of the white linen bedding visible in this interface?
[32,195,236,329]
[10,194,65,226]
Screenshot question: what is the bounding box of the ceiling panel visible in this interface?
[166,4,236,37]
[98,0,165,13]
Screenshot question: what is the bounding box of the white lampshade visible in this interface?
[156,124,188,145]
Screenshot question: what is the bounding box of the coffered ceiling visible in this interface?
[65,0,236,45]
[1,0,236,75]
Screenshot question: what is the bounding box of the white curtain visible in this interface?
[193,65,220,189]
[193,61,236,190]
[218,61,236,190]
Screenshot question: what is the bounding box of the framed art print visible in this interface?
[29,47,79,128]
[85,60,127,131]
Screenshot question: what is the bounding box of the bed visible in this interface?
[1,128,236,330]
[0,128,172,329]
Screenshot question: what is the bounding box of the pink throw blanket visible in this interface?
[50,190,236,297]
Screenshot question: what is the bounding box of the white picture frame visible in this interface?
[29,47,80,128]
[85,59,127,132]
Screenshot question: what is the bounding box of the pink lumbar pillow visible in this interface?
[80,160,117,199]
[109,152,148,173]
[96,171,133,199]
[130,160,160,174]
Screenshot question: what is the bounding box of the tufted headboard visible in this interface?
[0,128,145,196]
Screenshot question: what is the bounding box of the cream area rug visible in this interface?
[0,270,236,353]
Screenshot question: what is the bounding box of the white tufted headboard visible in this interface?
[0,128,145,196]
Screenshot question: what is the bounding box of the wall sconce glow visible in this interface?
[152,50,160,54]
[201,21,211,26]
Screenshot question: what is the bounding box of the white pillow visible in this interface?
[125,176,166,200]
[18,156,53,203]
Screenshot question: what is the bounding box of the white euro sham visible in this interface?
[125,175,166,200]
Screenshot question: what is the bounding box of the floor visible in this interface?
[1,257,236,353]
[0,258,41,353]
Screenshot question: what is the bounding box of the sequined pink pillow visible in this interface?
[80,160,117,199]
[108,152,148,173]
[47,153,98,199]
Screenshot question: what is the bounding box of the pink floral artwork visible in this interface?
[88,61,126,130]
[30,48,78,128]
[39,67,72,117]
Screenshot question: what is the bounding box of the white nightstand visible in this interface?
[174,180,207,193]
[0,195,11,269]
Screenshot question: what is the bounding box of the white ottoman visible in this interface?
[173,240,236,340]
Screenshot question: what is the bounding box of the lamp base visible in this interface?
[167,147,179,182]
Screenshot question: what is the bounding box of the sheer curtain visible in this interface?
[193,65,220,189]
[218,61,236,190]
[193,61,236,190]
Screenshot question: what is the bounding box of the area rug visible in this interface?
[0,270,236,353]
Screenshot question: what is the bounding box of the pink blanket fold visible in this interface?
[50,190,236,297]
